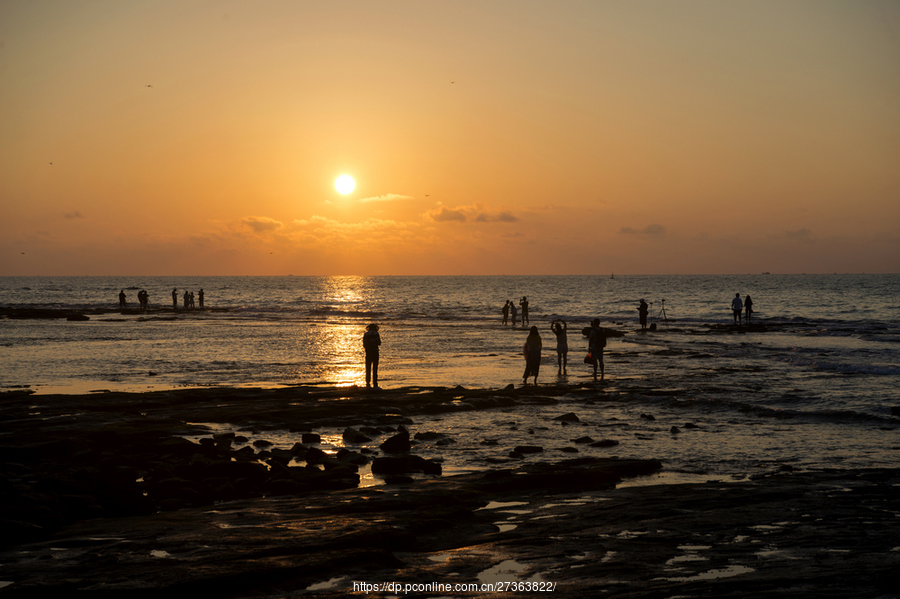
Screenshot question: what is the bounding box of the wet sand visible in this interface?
[1,385,898,597]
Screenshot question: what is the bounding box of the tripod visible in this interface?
[653,299,668,326]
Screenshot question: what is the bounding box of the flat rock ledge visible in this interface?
[1,386,898,597]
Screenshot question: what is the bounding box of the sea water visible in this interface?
[1,274,898,479]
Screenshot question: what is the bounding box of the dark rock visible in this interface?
[640,413,656,421]
[66,314,90,321]
[554,412,580,422]
[891,406,900,417]
[252,439,273,448]
[380,430,411,453]
[513,445,543,454]
[590,439,620,448]
[301,433,321,444]
[372,456,442,476]
[305,447,327,465]
[342,427,372,444]
[572,436,594,444]
[670,426,681,434]
[684,422,700,429]
[414,431,446,441]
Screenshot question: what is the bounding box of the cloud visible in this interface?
[241,216,284,233]
[64,211,85,219]
[428,206,467,222]
[785,228,813,242]
[475,211,518,223]
[358,193,414,203]
[618,224,666,237]
[426,203,518,224]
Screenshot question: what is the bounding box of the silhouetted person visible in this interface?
[119,289,127,308]
[520,296,529,326]
[732,293,743,325]
[638,299,649,330]
[363,323,381,389]
[138,289,149,311]
[511,301,518,326]
[588,318,606,381]
[198,289,204,308]
[183,290,189,309]
[745,295,753,324]
[522,325,542,385]
[551,319,568,375]
[502,300,510,325]
[172,288,178,310]
[189,292,195,309]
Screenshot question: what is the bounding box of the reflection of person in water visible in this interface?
[119,289,127,308]
[522,325,542,385]
[363,323,382,389]
[550,319,568,375]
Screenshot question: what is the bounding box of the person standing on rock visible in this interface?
[119,289,127,308]
[522,325,542,385]
[363,323,381,390]
[172,288,178,310]
[588,318,606,381]
[731,293,743,325]
[502,300,510,325]
[520,296,530,326]
[511,301,518,326]
[551,319,568,375]
[198,289,205,308]
[638,299,649,330]
[745,295,753,324]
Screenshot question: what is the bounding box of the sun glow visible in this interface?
[335,174,356,195]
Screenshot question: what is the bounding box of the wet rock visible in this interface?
[590,439,620,448]
[253,439,274,448]
[301,433,321,444]
[372,456,442,476]
[572,436,594,444]
[684,422,699,429]
[670,426,681,434]
[554,412,580,422]
[414,431,446,441]
[342,427,372,444]
[640,413,656,421]
[380,429,411,453]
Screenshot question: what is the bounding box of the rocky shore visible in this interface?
[1,385,898,597]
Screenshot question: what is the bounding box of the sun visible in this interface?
[335,174,356,195]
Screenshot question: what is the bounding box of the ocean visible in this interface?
[2,274,898,484]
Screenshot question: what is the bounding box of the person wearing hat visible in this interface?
[363,323,382,389]
[638,299,649,331]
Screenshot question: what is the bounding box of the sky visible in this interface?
[2,0,899,276]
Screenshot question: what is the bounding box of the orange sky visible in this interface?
[2,1,898,275]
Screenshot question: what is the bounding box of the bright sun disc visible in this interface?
[335,174,355,194]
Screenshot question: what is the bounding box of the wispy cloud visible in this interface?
[619,224,666,238]
[64,211,85,219]
[358,193,414,203]
[426,203,518,224]
[241,216,283,233]
[785,228,813,242]
[428,205,467,222]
